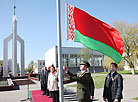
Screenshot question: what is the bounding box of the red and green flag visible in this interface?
[66,3,123,63]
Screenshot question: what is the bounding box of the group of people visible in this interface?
[0,64,3,79]
[39,61,123,102]
[39,65,59,102]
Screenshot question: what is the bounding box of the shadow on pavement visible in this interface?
[64,91,99,102]
[64,91,78,101]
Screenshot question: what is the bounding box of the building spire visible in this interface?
[14,0,16,15]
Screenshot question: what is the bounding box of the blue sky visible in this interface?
[0,0,138,66]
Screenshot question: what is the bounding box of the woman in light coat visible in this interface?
[48,65,59,102]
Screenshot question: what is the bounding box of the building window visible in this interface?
[40,62,41,65]
[70,54,74,67]
[62,54,68,67]
[77,54,81,67]
[70,54,78,67]
[94,59,100,66]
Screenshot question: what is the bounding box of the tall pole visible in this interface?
[56,0,64,102]
[92,50,95,73]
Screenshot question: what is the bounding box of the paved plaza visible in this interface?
[0,75,138,102]
[64,75,138,102]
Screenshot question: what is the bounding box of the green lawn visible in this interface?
[93,75,106,89]
[133,97,138,100]
[66,75,106,89]
[92,70,138,75]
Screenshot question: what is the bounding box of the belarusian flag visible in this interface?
[66,3,123,63]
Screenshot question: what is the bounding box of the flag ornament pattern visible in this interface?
[66,3,123,63]
[66,4,75,40]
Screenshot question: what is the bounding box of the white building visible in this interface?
[45,46,104,69]
[33,60,45,73]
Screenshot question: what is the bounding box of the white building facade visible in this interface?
[33,60,45,73]
[45,46,104,68]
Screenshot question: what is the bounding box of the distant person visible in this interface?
[48,65,59,102]
[103,63,123,102]
[31,70,34,74]
[43,66,50,96]
[40,68,44,91]
[0,66,1,79]
[63,61,93,102]
[0,64,3,79]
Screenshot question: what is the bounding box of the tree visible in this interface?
[17,64,20,73]
[103,56,124,71]
[112,21,138,74]
[103,56,112,70]
[27,67,33,73]
[78,47,97,72]
[27,61,34,73]
[25,68,28,74]
[79,47,91,61]
[29,61,34,66]
[0,60,3,65]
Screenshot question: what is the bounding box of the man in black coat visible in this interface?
[39,68,44,91]
[103,63,123,102]
[0,64,3,79]
[42,67,49,96]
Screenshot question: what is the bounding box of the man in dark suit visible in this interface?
[63,61,94,102]
[103,63,123,102]
[0,64,3,79]
[42,67,50,96]
[39,68,44,91]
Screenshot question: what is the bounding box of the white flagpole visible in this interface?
[56,0,64,102]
